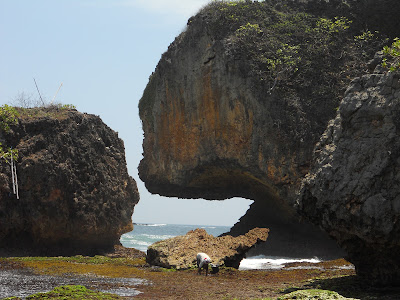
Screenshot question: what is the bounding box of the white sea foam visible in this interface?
[239,255,321,270]
[336,265,355,270]
[142,234,175,240]
[127,240,151,246]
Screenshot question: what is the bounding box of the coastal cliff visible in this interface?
[298,52,400,285]
[138,0,393,258]
[0,107,139,255]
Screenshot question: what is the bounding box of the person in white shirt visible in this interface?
[196,252,211,276]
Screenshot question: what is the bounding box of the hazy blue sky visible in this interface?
[0,0,252,226]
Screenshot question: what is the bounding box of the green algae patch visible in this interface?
[5,256,147,279]
[278,289,357,300]
[11,255,146,267]
[24,285,122,300]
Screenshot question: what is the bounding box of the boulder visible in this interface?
[146,228,269,269]
[0,107,139,255]
[297,58,400,285]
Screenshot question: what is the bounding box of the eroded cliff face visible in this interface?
[138,2,358,258]
[297,57,400,285]
[0,107,139,255]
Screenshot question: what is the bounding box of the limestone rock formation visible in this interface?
[297,58,400,285]
[146,228,269,269]
[138,1,366,258]
[0,107,139,255]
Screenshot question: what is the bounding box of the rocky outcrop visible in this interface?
[0,107,139,255]
[297,57,400,285]
[138,1,364,258]
[146,228,269,269]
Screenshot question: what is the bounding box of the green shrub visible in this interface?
[0,105,19,133]
[382,38,400,72]
[0,143,18,163]
[235,22,262,38]
[0,105,19,163]
[314,16,351,34]
[60,104,76,110]
[265,43,301,91]
[354,30,388,59]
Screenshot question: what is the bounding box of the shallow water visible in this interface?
[0,268,144,299]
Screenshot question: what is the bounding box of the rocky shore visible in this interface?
[137,0,400,285]
[1,246,400,299]
[146,227,269,269]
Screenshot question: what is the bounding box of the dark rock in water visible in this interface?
[297,60,400,285]
[0,107,139,255]
[146,228,269,269]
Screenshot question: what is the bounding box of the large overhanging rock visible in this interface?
[297,59,400,285]
[146,228,269,269]
[138,1,350,258]
[0,107,139,255]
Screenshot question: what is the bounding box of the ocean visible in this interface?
[120,223,230,252]
[120,223,321,270]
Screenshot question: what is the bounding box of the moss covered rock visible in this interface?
[279,289,357,300]
[25,285,122,300]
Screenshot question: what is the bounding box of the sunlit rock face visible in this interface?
[139,3,346,259]
[0,107,139,255]
[146,228,269,269]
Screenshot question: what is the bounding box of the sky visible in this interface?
[0,0,253,226]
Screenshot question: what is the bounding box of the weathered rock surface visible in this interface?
[0,107,139,255]
[297,59,400,285]
[146,228,269,269]
[138,1,354,258]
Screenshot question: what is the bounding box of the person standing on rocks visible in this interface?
[197,252,211,276]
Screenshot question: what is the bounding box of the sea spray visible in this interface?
[239,255,321,270]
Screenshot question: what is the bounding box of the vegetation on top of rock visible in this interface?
[0,104,76,164]
[15,104,77,121]
[140,0,392,138]
[11,90,76,110]
[0,105,19,163]
[0,105,19,133]
[199,0,387,99]
[382,38,400,72]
